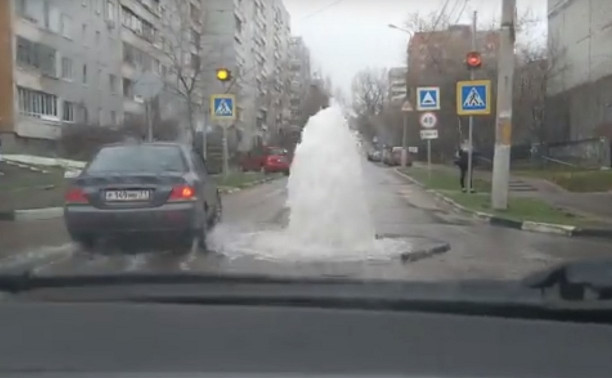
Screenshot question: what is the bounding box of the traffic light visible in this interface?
[465,51,482,69]
[216,68,232,82]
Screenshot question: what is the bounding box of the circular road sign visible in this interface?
[420,112,438,129]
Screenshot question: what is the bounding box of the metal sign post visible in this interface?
[401,100,413,167]
[210,94,236,178]
[419,112,438,182]
[427,140,432,181]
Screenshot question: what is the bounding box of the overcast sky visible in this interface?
[283,0,548,94]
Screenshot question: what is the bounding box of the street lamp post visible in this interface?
[388,24,413,167]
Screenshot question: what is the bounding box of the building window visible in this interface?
[82,64,87,83]
[60,14,72,38]
[141,20,155,42]
[16,37,57,77]
[191,53,200,70]
[109,74,117,92]
[235,16,242,34]
[190,3,199,23]
[81,105,89,123]
[62,101,75,122]
[106,0,116,21]
[17,86,58,119]
[61,57,73,79]
[123,77,133,97]
[191,29,201,46]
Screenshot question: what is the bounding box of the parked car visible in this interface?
[63,142,222,253]
[240,146,291,175]
[390,147,412,166]
[382,147,394,165]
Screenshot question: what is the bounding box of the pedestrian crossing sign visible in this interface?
[416,87,440,111]
[457,80,491,115]
[211,94,236,121]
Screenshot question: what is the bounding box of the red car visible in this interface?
[240,146,291,175]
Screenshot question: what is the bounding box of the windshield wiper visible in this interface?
[523,258,612,301]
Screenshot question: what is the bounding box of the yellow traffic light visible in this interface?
[216,68,231,81]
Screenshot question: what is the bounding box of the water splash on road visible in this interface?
[210,104,413,262]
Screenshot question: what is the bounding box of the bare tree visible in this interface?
[158,0,205,140]
[351,68,388,117]
[513,37,566,145]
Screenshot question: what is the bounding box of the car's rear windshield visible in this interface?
[87,145,187,173]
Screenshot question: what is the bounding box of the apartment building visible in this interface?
[0,0,124,150]
[387,67,407,104]
[120,0,205,140]
[201,0,291,150]
[547,0,612,141]
[407,25,499,87]
[288,36,311,127]
[0,0,205,152]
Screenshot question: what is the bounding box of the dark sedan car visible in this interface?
[64,142,222,252]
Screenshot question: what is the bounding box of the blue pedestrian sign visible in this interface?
[416,87,440,111]
[456,80,491,115]
[210,94,236,121]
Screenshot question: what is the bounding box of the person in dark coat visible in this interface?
[454,146,474,193]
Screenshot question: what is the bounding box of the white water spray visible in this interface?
[285,105,376,251]
[210,104,409,262]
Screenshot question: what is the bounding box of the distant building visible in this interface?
[201,0,291,150]
[0,0,124,150]
[547,0,612,141]
[0,0,204,152]
[407,25,499,88]
[387,67,407,104]
[288,36,311,127]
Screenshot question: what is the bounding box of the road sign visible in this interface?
[420,129,439,140]
[419,112,437,129]
[134,72,163,100]
[210,94,236,121]
[401,100,413,112]
[416,87,440,111]
[457,80,491,115]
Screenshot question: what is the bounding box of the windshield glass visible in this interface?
[1,0,612,290]
[87,145,186,173]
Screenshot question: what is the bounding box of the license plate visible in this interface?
[105,190,151,202]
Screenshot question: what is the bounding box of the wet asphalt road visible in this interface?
[0,162,611,281]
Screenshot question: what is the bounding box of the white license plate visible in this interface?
[105,190,151,202]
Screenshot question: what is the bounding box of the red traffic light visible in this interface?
[466,51,482,68]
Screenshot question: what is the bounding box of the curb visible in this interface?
[218,175,282,195]
[3,160,49,174]
[393,168,612,240]
[0,207,63,222]
[400,242,451,263]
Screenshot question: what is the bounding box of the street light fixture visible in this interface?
[388,23,413,36]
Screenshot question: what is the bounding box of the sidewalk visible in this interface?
[415,162,612,225]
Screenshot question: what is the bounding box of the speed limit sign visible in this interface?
[419,112,438,129]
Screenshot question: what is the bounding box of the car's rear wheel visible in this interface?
[212,192,222,227]
[70,233,96,250]
[175,225,207,254]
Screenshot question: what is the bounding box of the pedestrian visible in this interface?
[454,146,474,193]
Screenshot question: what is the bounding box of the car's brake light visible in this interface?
[169,185,196,201]
[65,188,88,204]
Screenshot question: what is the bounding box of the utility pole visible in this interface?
[466,11,477,193]
[146,100,153,142]
[491,0,516,209]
